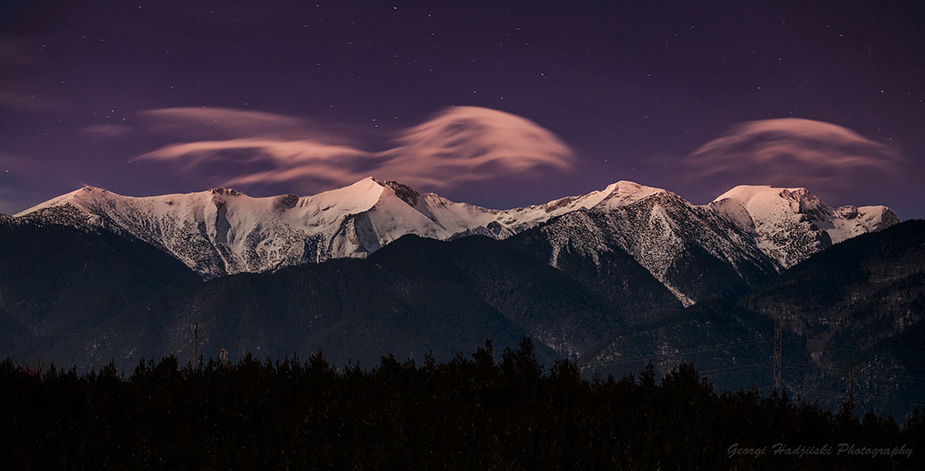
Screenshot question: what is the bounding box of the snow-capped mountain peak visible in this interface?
[595,180,667,209]
[13,178,897,287]
[709,184,900,267]
[13,178,678,277]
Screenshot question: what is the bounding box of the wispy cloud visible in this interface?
[0,89,66,113]
[683,118,904,195]
[138,107,357,143]
[138,138,374,190]
[78,124,134,138]
[132,106,575,193]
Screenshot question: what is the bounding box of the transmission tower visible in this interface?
[773,318,782,393]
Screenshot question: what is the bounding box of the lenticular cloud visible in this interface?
[377,107,574,188]
[684,118,904,194]
[134,106,575,194]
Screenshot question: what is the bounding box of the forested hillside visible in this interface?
[2,341,922,470]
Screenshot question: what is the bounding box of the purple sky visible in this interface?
[1,1,923,217]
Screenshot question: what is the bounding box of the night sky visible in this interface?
[1,1,923,217]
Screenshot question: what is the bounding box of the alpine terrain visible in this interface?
[13,178,898,302]
[4,178,918,417]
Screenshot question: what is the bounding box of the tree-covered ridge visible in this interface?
[3,340,922,470]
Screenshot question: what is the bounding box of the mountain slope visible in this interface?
[746,219,925,342]
[16,179,444,278]
[0,220,201,361]
[513,191,779,305]
[506,223,683,324]
[572,220,925,418]
[14,179,898,306]
[33,233,677,370]
[577,299,802,392]
[710,185,900,268]
[3,192,921,417]
[745,219,925,417]
[15,178,644,279]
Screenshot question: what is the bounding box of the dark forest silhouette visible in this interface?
[2,339,923,470]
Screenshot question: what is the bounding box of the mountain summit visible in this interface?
[709,185,900,268]
[12,178,669,277]
[14,179,899,299]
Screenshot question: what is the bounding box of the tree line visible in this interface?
[2,339,923,470]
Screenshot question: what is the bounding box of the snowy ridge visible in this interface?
[524,191,779,306]
[14,179,897,303]
[709,185,900,268]
[15,178,666,278]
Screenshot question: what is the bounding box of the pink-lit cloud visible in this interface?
[683,118,904,196]
[137,138,374,190]
[376,106,574,188]
[132,106,575,193]
[0,89,66,113]
[79,124,134,138]
[138,107,358,143]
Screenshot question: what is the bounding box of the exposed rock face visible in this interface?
[15,179,898,305]
[709,185,900,268]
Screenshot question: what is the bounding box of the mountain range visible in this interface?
[3,178,920,417]
[14,178,898,303]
